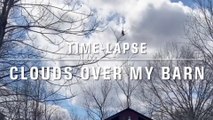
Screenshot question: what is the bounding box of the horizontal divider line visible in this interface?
[0,59,203,61]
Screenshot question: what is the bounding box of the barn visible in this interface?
[105,108,153,120]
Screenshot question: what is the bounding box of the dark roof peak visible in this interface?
[105,108,153,120]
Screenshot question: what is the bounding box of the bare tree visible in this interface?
[82,80,113,120]
[139,45,213,120]
[0,0,109,119]
[115,63,140,109]
[187,0,213,69]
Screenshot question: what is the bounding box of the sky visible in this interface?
[1,0,209,119]
[59,0,197,118]
[13,0,199,119]
[171,0,195,7]
[81,0,193,58]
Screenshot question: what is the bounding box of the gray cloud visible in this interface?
[130,2,189,51]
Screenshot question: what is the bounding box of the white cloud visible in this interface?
[18,0,196,117]
[71,0,195,113]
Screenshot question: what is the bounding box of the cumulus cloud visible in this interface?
[20,0,195,117]
[130,1,191,50]
[70,0,195,114]
[81,0,192,58]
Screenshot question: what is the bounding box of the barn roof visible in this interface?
[105,108,153,120]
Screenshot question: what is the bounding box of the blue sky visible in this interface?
[171,0,195,7]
